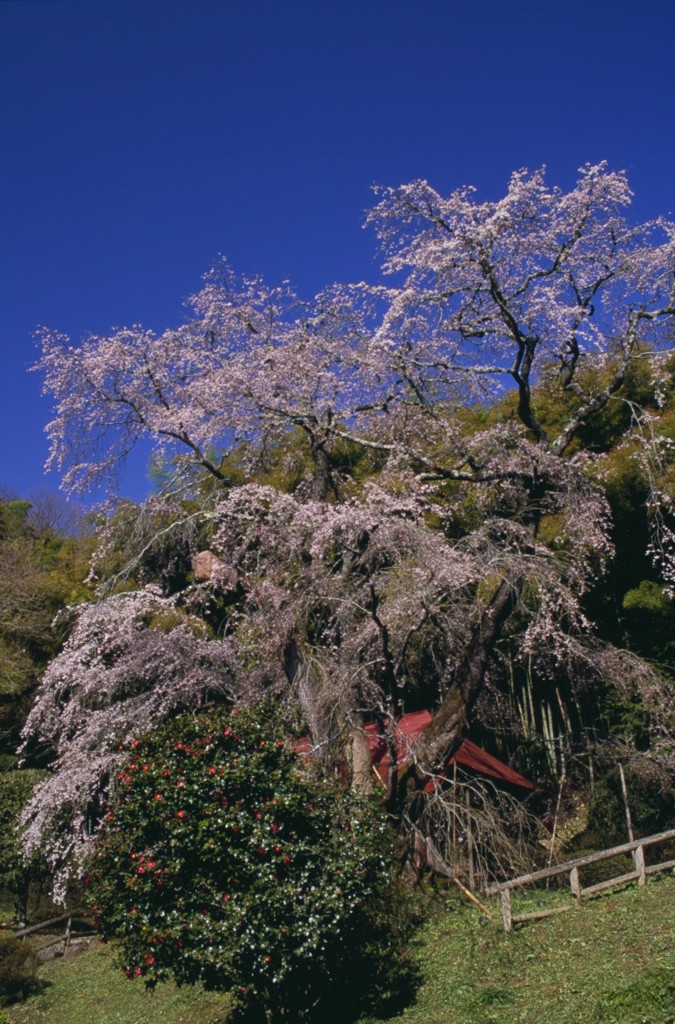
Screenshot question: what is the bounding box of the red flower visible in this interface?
[144,954,155,965]
[177,810,186,819]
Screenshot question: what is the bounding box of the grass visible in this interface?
[360,873,675,1024]
[3,943,231,1024]
[3,874,674,1024]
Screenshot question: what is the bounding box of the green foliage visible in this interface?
[587,764,675,846]
[0,933,40,1006]
[0,772,48,924]
[87,701,415,1023]
[622,580,675,666]
[0,496,93,758]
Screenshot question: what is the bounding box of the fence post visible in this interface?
[569,866,582,907]
[634,845,646,887]
[500,888,512,933]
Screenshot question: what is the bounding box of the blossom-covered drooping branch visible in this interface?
[20,587,236,894]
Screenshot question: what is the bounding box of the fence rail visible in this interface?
[484,827,675,932]
[11,910,88,956]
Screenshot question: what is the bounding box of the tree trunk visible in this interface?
[350,712,374,793]
[400,575,520,797]
[311,443,331,501]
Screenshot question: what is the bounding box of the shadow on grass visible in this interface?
[227,949,423,1024]
[0,976,51,1010]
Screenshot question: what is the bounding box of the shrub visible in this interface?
[0,932,40,1006]
[87,701,416,1023]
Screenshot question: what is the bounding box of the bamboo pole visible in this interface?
[547,764,566,871]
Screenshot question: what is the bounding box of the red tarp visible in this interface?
[296,709,533,791]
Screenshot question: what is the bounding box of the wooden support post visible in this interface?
[465,789,475,892]
[569,865,582,907]
[453,877,493,918]
[634,844,646,887]
[618,763,634,844]
[451,761,457,864]
[500,888,512,933]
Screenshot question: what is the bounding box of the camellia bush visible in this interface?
[86,700,416,1023]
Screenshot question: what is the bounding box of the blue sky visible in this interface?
[2,0,674,505]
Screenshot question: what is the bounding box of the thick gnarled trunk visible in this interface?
[398,575,519,802]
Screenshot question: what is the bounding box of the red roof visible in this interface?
[296,709,533,791]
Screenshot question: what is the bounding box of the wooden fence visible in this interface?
[485,827,675,932]
[13,911,88,955]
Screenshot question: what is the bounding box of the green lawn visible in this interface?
[3,943,232,1024]
[363,874,675,1024]
[4,875,675,1024]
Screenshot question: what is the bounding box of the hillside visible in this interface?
[5,875,674,1024]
